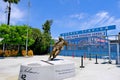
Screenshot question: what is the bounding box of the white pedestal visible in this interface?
[18,59,75,80]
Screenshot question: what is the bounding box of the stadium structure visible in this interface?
[57,25,120,64]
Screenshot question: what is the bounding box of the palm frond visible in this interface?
[3,0,8,2]
[3,0,20,4]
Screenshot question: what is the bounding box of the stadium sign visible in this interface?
[60,25,116,37]
[64,32,105,39]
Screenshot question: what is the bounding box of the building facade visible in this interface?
[59,25,119,59]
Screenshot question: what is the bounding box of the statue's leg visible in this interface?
[54,50,60,59]
[51,53,55,60]
[49,51,55,60]
[49,48,56,60]
[49,52,52,60]
[51,50,60,60]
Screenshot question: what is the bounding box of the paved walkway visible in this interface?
[0,55,120,80]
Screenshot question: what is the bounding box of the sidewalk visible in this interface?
[0,55,120,80]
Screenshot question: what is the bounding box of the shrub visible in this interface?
[11,50,18,56]
[28,50,34,56]
[0,50,3,55]
[4,50,11,57]
[22,50,27,56]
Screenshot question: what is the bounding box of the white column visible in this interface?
[108,41,111,62]
[117,43,119,64]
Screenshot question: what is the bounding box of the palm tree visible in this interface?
[3,0,20,25]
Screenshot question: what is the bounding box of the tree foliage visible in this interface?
[0,24,34,50]
[3,0,20,3]
[30,20,53,55]
[0,19,53,55]
[42,20,53,34]
[41,20,53,54]
[29,28,42,55]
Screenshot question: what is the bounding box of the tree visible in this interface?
[42,20,53,34]
[29,28,42,55]
[0,24,34,52]
[0,24,10,51]
[3,0,20,25]
[14,25,35,50]
[42,20,53,54]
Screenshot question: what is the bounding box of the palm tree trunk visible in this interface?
[7,2,11,25]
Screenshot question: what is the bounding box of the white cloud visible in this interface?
[0,0,25,25]
[54,11,120,35]
[0,0,7,24]
[70,13,86,20]
[79,11,120,35]
[80,11,110,29]
[85,11,120,34]
[10,5,25,24]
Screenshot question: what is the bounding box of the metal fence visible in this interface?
[58,36,120,60]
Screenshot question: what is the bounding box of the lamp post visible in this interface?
[26,0,30,55]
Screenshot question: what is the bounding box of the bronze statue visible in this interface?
[49,37,67,60]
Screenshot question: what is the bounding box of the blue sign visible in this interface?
[60,25,116,36]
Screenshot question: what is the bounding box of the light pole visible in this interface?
[26,0,30,55]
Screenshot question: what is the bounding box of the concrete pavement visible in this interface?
[0,55,120,80]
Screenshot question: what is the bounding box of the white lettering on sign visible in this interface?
[55,68,75,75]
[65,32,105,39]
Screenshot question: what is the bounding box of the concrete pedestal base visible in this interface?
[18,59,75,80]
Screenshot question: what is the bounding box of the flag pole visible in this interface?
[26,0,30,55]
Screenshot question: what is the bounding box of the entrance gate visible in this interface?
[109,35,120,64]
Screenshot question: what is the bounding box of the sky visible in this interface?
[0,0,120,38]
